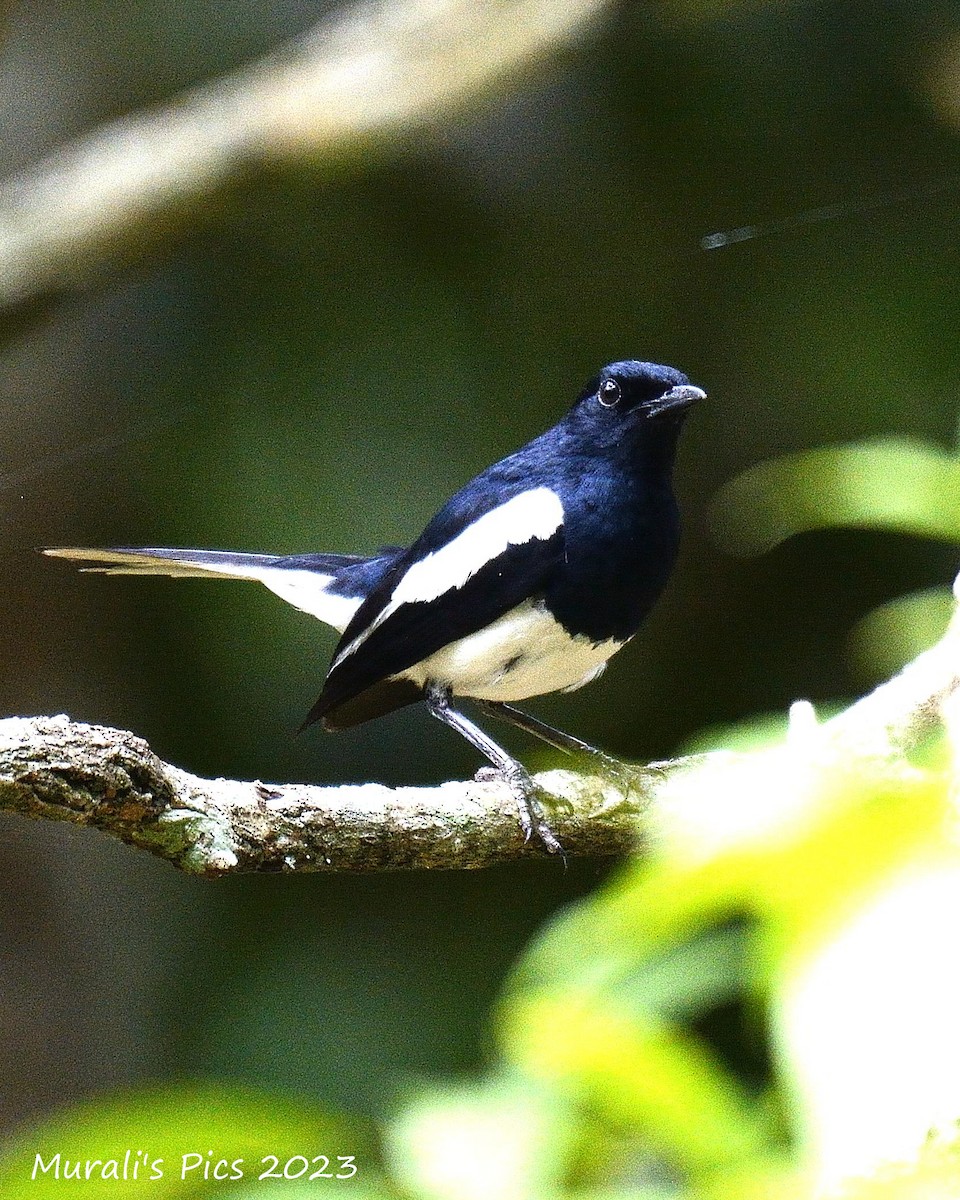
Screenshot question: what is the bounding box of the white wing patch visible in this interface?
[393,487,564,605]
[333,487,564,667]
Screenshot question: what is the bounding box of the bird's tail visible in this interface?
[43,545,399,633]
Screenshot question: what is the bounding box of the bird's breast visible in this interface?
[405,599,622,701]
[545,478,681,643]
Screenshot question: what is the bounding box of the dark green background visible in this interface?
[1,0,957,1136]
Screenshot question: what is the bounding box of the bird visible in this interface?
[45,360,704,853]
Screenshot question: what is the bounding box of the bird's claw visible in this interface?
[474,763,563,854]
[254,781,284,801]
[506,766,564,856]
[644,756,711,778]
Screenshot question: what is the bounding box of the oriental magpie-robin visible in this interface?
[46,360,704,853]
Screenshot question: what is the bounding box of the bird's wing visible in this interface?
[308,485,566,729]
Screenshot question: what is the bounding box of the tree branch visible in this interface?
[0,715,647,872]
[0,0,610,312]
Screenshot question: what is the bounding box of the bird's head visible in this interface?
[576,360,706,427]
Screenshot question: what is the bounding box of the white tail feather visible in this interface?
[43,547,363,632]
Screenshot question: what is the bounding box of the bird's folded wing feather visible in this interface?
[309,486,566,726]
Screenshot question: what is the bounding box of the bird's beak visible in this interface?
[649,384,706,416]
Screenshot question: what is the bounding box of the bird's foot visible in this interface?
[254,781,284,801]
[475,762,563,855]
[567,747,645,797]
[645,754,713,777]
[597,755,709,797]
[515,770,564,857]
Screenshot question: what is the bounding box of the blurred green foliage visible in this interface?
[712,438,960,555]
[712,434,960,677]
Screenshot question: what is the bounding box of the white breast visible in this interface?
[404,600,624,702]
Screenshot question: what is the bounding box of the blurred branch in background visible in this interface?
[4,569,960,873]
[0,0,610,315]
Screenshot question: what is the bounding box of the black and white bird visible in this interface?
[46,360,704,853]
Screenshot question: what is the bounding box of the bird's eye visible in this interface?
[598,379,621,408]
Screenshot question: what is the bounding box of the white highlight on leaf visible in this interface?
[333,487,564,666]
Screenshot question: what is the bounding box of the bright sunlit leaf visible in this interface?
[385,1077,575,1200]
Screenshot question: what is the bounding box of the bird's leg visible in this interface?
[476,700,645,796]
[476,700,600,756]
[425,684,563,855]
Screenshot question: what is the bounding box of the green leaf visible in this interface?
[501,992,768,1176]
[496,874,773,1181]
[848,586,954,681]
[710,437,960,556]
